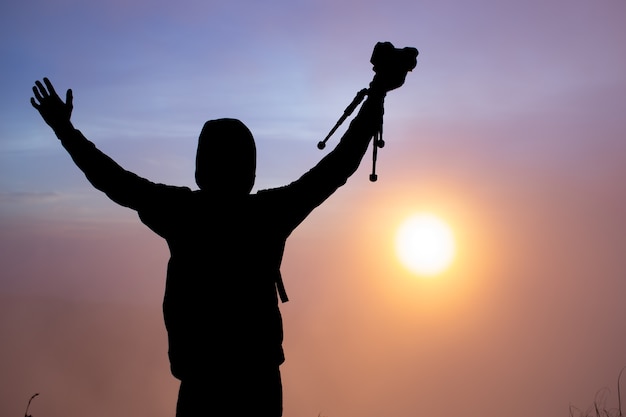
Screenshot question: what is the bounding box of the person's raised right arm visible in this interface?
[31,77,160,211]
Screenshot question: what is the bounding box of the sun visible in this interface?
[395,213,456,277]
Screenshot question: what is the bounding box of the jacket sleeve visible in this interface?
[57,127,163,211]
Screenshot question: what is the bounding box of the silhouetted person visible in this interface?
[31,52,410,416]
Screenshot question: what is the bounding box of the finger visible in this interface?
[34,80,48,98]
[66,89,73,108]
[43,77,57,97]
[32,85,44,102]
[30,97,40,110]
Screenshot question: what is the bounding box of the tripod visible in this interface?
[317,88,385,182]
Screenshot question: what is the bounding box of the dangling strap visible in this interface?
[276,275,289,303]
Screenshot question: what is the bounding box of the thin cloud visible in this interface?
[0,191,60,204]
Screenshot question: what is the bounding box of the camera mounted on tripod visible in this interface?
[370,41,418,79]
[317,41,418,181]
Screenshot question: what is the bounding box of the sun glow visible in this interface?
[395,213,456,277]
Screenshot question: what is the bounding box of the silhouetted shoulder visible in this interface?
[136,184,195,237]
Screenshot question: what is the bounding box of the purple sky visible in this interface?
[2,1,626,416]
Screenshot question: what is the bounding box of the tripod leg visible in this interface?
[369,131,380,182]
[318,89,368,150]
[369,119,384,181]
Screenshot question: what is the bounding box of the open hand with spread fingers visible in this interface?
[31,77,74,135]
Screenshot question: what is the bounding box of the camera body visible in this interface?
[370,42,418,74]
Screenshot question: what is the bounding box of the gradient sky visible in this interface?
[2,0,626,416]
